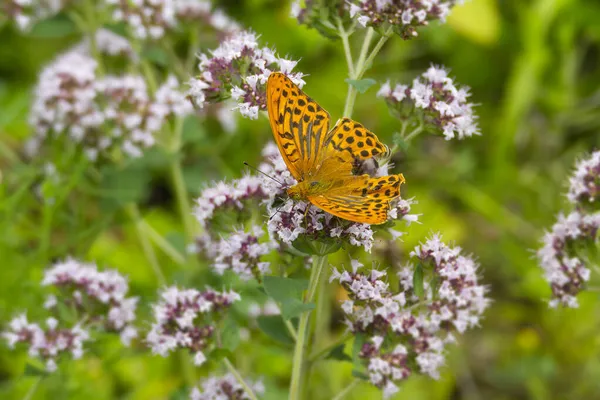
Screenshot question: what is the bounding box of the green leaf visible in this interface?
[325,344,352,362]
[280,298,315,321]
[352,333,365,366]
[99,164,150,205]
[351,369,370,380]
[210,348,233,361]
[392,132,410,152]
[345,78,377,94]
[413,263,424,298]
[24,362,47,377]
[142,45,169,67]
[181,116,206,144]
[221,318,240,351]
[262,276,308,304]
[257,315,294,346]
[292,237,342,256]
[28,15,77,38]
[165,232,187,257]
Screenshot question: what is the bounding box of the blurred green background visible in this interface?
[2,0,600,399]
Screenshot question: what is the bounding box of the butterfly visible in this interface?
[266,72,405,225]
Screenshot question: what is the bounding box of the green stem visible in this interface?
[332,379,359,400]
[39,203,54,261]
[140,220,186,265]
[126,204,166,285]
[308,332,352,363]
[161,38,188,79]
[223,357,259,400]
[185,28,200,73]
[0,139,20,164]
[168,116,195,244]
[342,28,374,118]
[289,255,327,400]
[341,27,392,118]
[403,125,424,143]
[337,19,355,77]
[22,377,42,400]
[285,319,298,341]
[169,157,195,244]
[359,28,392,78]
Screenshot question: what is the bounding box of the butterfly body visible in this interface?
[267,72,405,225]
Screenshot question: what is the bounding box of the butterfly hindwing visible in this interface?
[308,174,405,224]
[325,117,390,163]
[266,72,330,180]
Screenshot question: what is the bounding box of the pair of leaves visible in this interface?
[346,78,377,94]
[262,276,314,321]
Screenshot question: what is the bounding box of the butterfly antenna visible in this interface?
[269,202,286,220]
[243,161,284,186]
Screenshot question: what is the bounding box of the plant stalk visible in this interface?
[126,204,166,285]
[289,254,327,400]
[224,357,259,400]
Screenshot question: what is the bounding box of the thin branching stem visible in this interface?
[126,204,166,285]
[224,357,259,400]
[332,379,359,400]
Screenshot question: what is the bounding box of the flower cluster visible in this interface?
[268,199,376,252]
[567,150,600,208]
[290,0,350,37]
[190,374,265,400]
[42,258,139,345]
[106,0,239,40]
[538,151,600,307]
[193,176,268,229]
[258,143,377,252]
[146,286,240,366]
[349,0,463,38]
[188,31,305,119]
[260,142,416,253]
[290,1,463,39]
[26,49,192,161]
[538,211,600,308]
[2,315,90,372]
[74,29,138,62]
[332,235,488,397]
[378,65,479,140]
[211,226,276,281]
[2,258,137,372]
[3,0,64,30]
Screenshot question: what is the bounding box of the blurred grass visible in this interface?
[2,0,600,399]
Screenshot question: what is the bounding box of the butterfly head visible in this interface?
[287,181,323,200]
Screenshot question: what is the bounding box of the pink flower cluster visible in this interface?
[332,235,488,397]
[146,286,240,366]
[42,258,139,345]
[106,0,239,40]
[378,65,479,140]
[3,258,138,372]
[349,0,463,38]
[538,151,600,307]
[27,49,192,162]
[567,150,600,207]
[188,31,305,119]
[190,373,265,400]
[3,315,89,372]
[290,0,464,39]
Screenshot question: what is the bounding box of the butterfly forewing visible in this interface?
[266,72,331,180]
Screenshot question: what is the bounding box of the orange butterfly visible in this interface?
[266,72,405,225]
